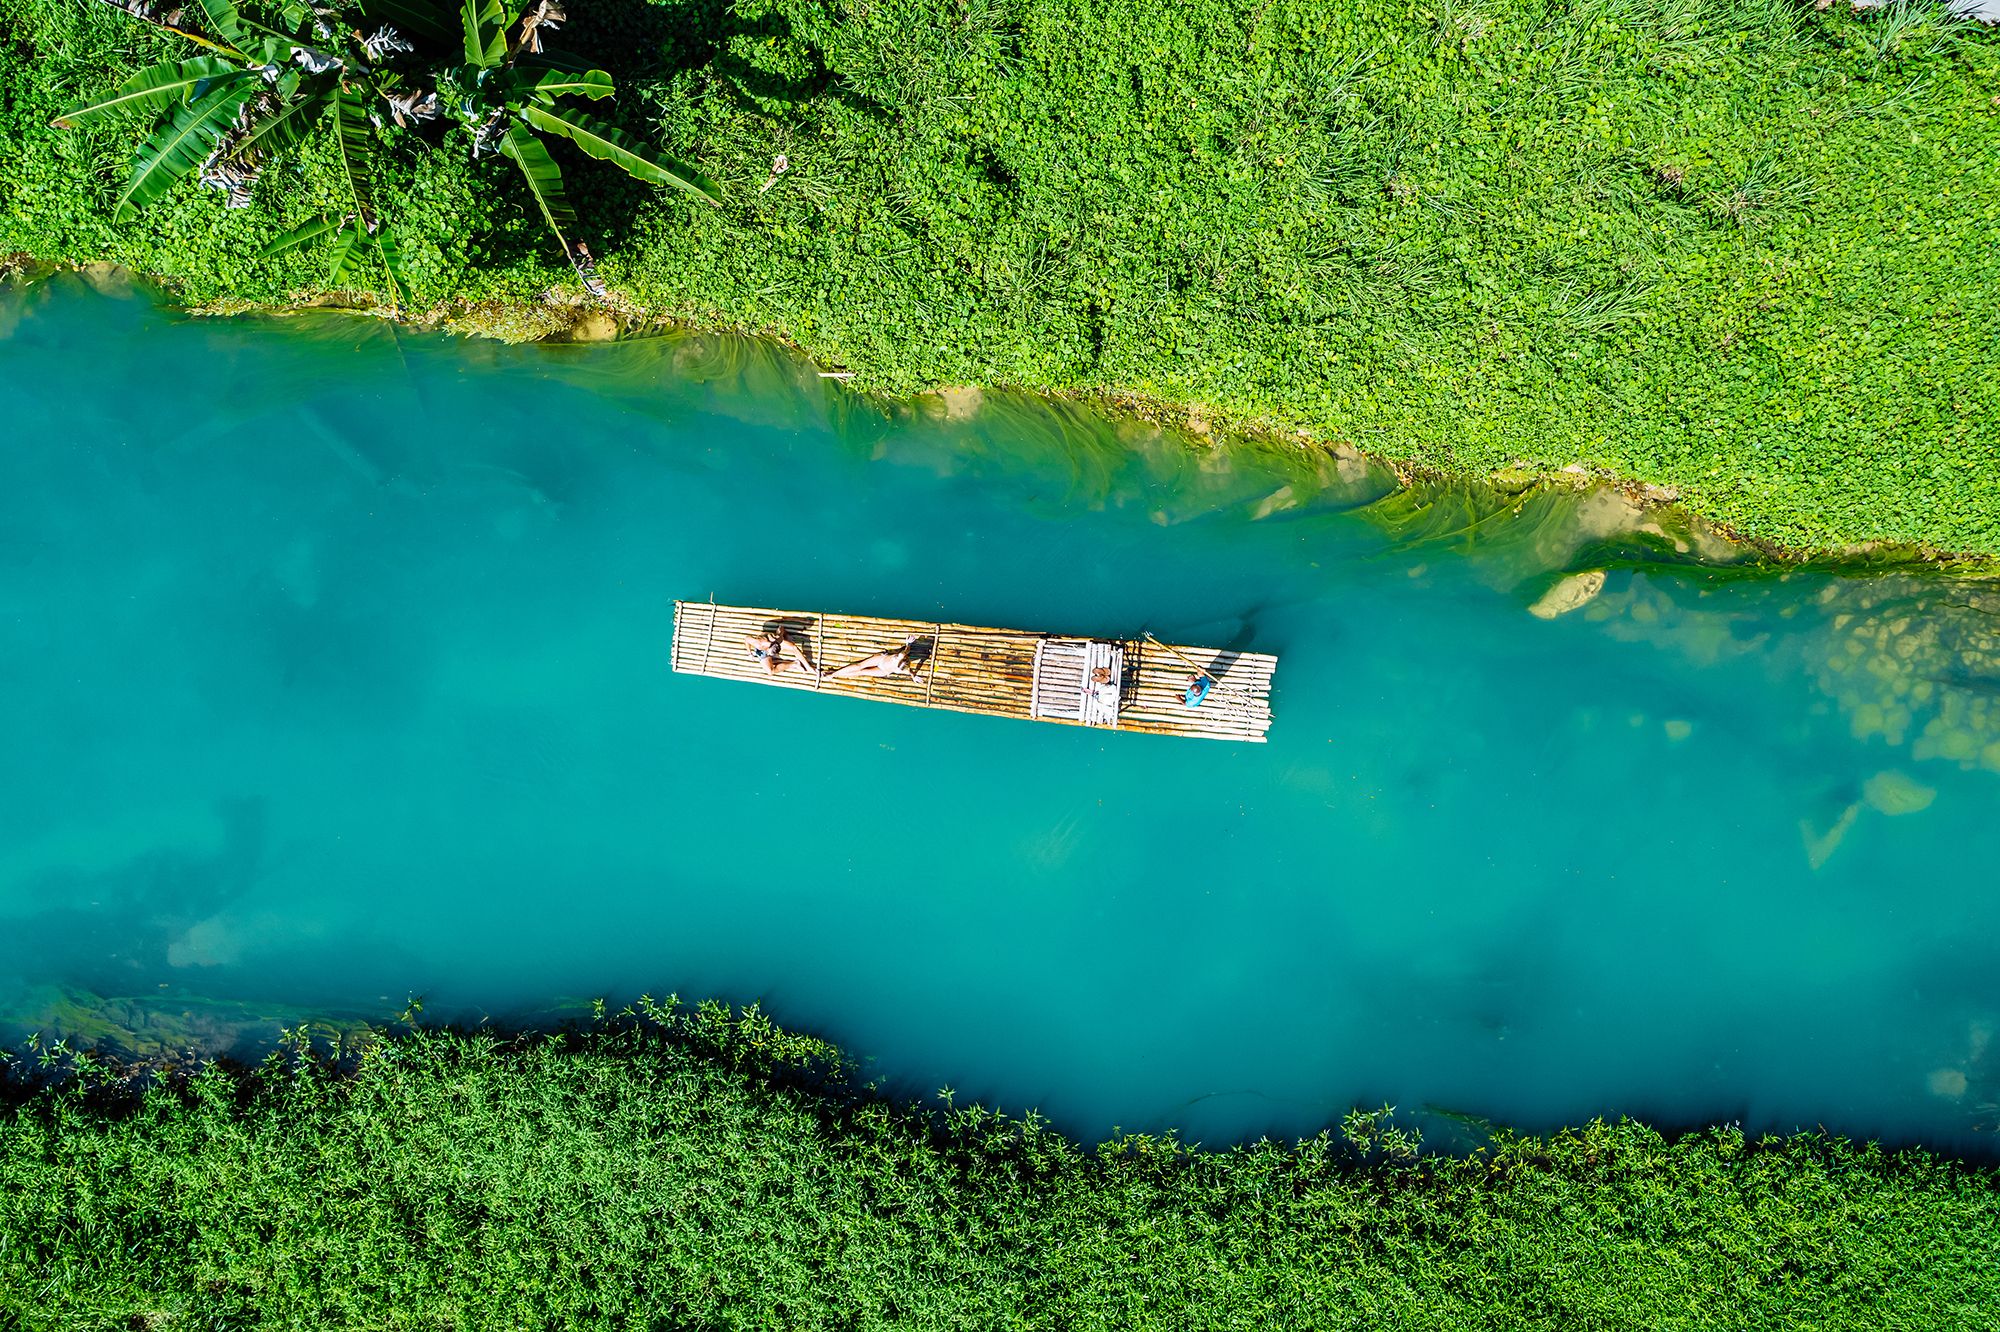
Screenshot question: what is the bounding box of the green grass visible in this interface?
[2,0,1997,553]
[3,1002,1998,1329]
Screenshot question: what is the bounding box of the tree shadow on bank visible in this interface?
[459,0,889,277]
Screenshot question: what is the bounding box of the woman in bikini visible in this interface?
[744,627,818,677]
[828,635,921,680]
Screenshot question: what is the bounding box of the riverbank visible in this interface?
[16,257,1998,573]
[181,282,2000,570]
[4,0,1995,555]
[4,1003,1997,1329]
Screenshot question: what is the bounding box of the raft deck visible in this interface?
[671,601,1275,742]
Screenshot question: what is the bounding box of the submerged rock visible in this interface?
[450,300,574,343]
[1807,573,2000,772]
[1250,484,1300,521]
[916,384,988,420]
[1528,570,1607,619]
[78,260,134,298]
[569,310,619,342]
[930,385,985,421]
[1929,1068,1968,1098]
[1863,770,1937,817]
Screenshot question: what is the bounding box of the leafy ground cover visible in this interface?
[3,1003,1998,1329]
[2,0,1996,552]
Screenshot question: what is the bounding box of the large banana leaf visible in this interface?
[192,0,248,43]
[326,220,369,286]
[227,88,332,161]
[332,87,377,228]
[515,48,596,75]
[505,66,614,103]
[53,57,242,129]
[461,0,506,67]
[518,105,721,205]
[201,0,317,52]
[258,212,342,257]
[499,122,575,241]
[374,225,412,306]
[356,0,456,45]
[113,78,258,220]
[245,13,318,48]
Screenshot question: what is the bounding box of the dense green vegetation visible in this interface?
[4,1002,1998,1328]
[3,0,1997,551]
[48,0,718,301]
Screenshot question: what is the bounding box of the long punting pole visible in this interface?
[923,622,942,707]
[1141,631,1260,703]
[699,594,715,674]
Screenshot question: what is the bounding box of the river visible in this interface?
[4,271,1997,1152]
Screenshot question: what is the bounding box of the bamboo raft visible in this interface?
[670,601,1276,742]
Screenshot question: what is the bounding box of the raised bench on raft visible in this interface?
[669,600,1276,742]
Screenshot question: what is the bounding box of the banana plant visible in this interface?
[56,0,721,308]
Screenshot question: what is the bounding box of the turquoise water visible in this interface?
[5,274,1999,1151]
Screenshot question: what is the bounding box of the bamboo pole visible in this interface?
[699,596,715,675]
[923,623,942,709]
[1141,632,1262,706]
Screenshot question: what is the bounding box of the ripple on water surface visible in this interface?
[2,273,1998,1152]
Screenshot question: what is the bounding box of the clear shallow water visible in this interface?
[5,274,1999,1151]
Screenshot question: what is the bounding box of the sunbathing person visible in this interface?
[1087,665,1121,709]
[744,627,818,676]
[829,636,921,680]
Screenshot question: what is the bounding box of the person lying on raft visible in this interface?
[828,636,921,680]
[744,628,819,677]
[1181,673,1214,708]
[1087,665,1121,710]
